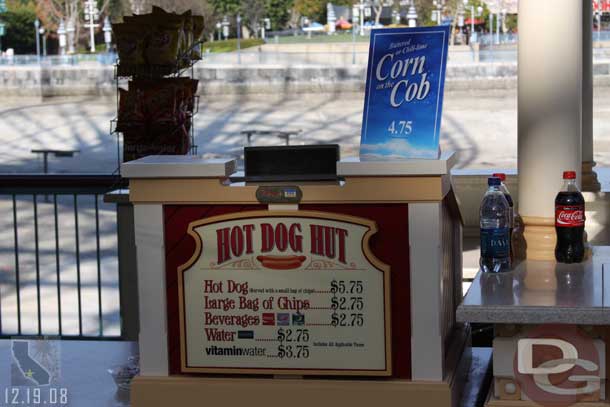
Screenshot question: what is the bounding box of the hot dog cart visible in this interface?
[121,151,483,407]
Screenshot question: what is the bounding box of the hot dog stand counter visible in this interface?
[121,152,480,407]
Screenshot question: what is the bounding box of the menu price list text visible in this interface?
[200,278,371,361]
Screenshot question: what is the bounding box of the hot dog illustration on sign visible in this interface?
[177,210,392,376]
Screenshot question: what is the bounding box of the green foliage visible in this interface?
[293,0,359,24]
[198,0,218,41]
[265,0,293,30]
[205,0,359,32]
[333,0,356,7]
[241,0,266,37]
[1,0,36,53]
[414,0,435,26]
[463,0,490,27]
[211,0,241,16]
[202,37,264,52]
[208,0,295,36]
[276,32,369,43]
[107,0,130,23]
[504,14,517,32]
[293,0,325,23]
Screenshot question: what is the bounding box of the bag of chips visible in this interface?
[191,16,204,60]
[113,23,146,66]
[145,20,182,66]
[122,126,148,162]
[117,6,205,68]
[129,79,174,123]
[178,78,199,112]
[117,88,145,131]
[181,11,194,66]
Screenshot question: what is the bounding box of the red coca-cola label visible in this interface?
[555,205,585,227]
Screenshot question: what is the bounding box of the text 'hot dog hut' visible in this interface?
[176,211,392,375]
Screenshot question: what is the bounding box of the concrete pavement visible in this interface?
[3,88,610,338]
[1,88,610,173]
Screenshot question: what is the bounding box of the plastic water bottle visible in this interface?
[492,173,514,229]
[493,172,514,259]
[480,177,511,273]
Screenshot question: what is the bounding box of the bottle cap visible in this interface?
[488,177,501,186]
[563,171,576,180]
[492,173,506,181]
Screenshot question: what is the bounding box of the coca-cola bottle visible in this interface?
[555,171,585,263]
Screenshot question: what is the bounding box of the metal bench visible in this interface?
[31,149,80,173]
[241,130,302,146]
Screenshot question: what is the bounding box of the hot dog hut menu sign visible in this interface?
[177,211,391,375]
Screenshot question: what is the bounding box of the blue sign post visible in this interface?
[360,26,450,160]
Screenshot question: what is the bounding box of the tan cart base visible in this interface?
[485,386,610,406]
[132,341,478,407]
[488,401,609,407]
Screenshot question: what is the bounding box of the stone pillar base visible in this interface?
[515,216,591,262]
[582,161,601,192]
[518,216,556,261]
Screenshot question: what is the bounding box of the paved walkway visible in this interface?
[1,88,607,173]
[1,88,610,338]
[1,89,609,173]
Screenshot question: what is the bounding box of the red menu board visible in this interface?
[164,205,411,378]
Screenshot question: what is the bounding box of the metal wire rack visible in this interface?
[110,42,203,173]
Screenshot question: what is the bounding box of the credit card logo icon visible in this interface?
[292,313,305,326]
[238,330,254,339]
[262,313,275,326]
[277,313,290,326]
[284,189,297,198]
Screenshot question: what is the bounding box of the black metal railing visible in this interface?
[0,175,128,340]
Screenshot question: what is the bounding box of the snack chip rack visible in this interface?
[110,40,203,174]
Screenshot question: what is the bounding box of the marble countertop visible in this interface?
[121,156,237,179]
[337,151,456,176]
[120,151,457,180]
[457,247,610,325]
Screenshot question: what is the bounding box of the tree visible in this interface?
[197,0,218,41]
[504,13,517,33]
[293,0,325,23]
[464,0,490,26]
[241,0,266,37]
[107,0,130,22]
[371,0,383,25]
[414,0,435,26]
[1,0,37,53]
[211,0,240,16]
[293,0,356,24]
[265,0,292,30]
[369,0,395,25]
[35,0,114,53]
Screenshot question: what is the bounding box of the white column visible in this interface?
[518,0,583,260]
[409,203,443,380]
[582,0,600,191]
[134,204,169,376]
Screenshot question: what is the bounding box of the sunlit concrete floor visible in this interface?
[3,87,610,173]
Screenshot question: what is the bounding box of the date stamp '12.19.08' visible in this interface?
[5,339,69,406]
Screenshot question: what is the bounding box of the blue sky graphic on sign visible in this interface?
[360,26,450,160]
